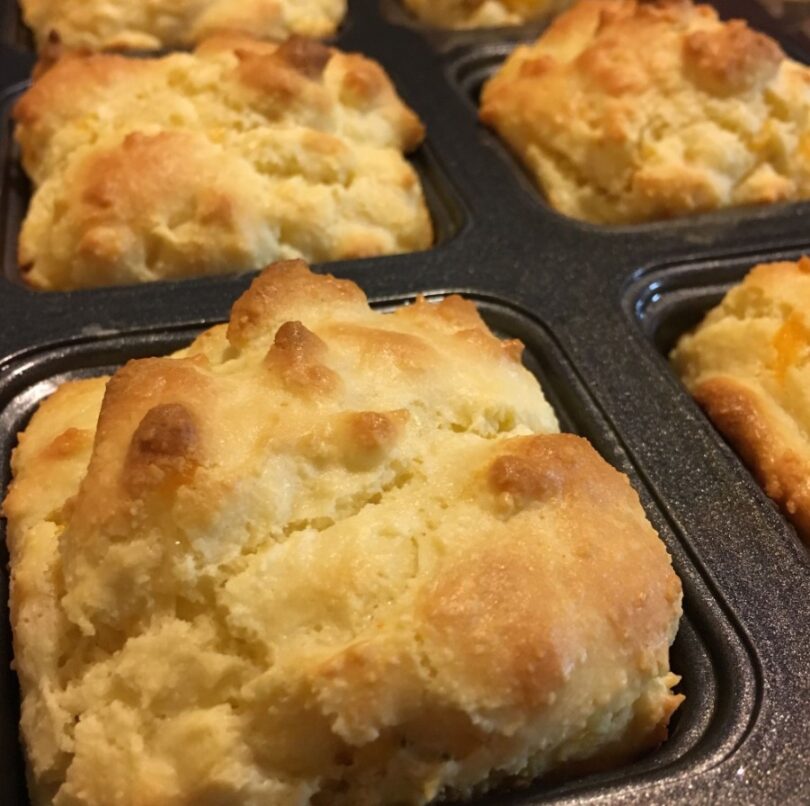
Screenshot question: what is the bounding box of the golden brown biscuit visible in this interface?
[14,37,431,290]
[671,257,810,543]
[21,0,346,52]
[3,261,682,805]
[480,0,810,224]
[401,0,572,29]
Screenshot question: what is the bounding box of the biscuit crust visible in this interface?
[671,257,810,543]
[14,37,431,290]
[21,0,346,51]
[480,0,810,224]
[4,261,682,805]
[401,0,572,30]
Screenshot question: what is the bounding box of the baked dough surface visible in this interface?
[480,0,810,224]
[21,0,346,51]
[401,0,571,30]
[4,261,682,805]
[672,256,810,544]
[14,37,431,290]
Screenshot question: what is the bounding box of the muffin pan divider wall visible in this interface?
[1,0,809,803]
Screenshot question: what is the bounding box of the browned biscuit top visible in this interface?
[4,260,682,805]
[21,0,346,51]
[480,0,810,224]
[401,0,573,29]
[14,37,431,290]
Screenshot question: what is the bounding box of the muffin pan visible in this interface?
[0,0,808,803]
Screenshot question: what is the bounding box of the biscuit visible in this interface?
[3,260,683,805]
[480,0,810,224]
[21,0,345,51]
[401,0,572,29]
[671,257,810,544]
[14,37,431,290]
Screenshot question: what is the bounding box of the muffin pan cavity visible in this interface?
[625,248,810,557]
[0,299,757,805]
[446,6,810,234]
[0,80,467,291]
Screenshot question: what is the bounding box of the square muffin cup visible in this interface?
[378,0,556,54]
[0,296,755,804]
[446,13,810,239]
[0,81,468,292]
[0,0,477,294]
[625,246,810,557]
